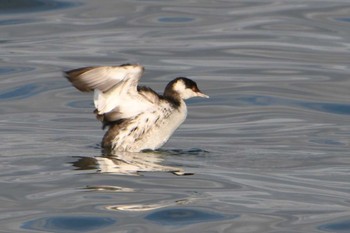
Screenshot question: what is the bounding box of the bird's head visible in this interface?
[164,77,209,100]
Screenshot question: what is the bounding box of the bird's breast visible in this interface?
[104,101,187,152]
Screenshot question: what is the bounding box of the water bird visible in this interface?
[64,64,209,153]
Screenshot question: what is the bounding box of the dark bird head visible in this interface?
[164,77,209,100]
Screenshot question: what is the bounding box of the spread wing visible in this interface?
[64,64,160,120]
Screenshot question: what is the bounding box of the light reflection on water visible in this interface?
[72,151,190,176]
[1,0,350,232]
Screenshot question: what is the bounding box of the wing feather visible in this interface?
[64,64,144,93]
[65,64,161,121]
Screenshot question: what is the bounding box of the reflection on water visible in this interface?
[106,198,196,212]
[85,185,134,192]
[72,151,191,176]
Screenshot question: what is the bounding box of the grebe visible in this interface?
[64,64,208,153]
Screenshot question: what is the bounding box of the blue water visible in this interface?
[1,0,350,232]
[23,216,116,232]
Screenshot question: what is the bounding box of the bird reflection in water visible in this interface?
[72,150,197,212]
[72,150,193,176]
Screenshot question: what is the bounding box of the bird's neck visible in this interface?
[163,89,181,108]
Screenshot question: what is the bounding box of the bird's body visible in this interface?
[64,64,208,153]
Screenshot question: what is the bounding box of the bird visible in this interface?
[64,64,209,153]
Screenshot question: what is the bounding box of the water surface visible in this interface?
[1,0,350,232]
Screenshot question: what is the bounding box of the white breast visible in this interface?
[143,102,187,149]
[110,100,187,152]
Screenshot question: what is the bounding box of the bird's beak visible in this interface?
[196,91,209,98]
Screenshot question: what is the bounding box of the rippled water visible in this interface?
[1,0,350,232]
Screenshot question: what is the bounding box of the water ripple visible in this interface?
[1,0,350,233]
[144,208,232,226]
[0,18,35,26]
[0,0,78,14]
[0,83,42,100]
[238,95,350,115]
[0,66,34,75]
[319,219,350,233]
[22,216,116,232]
[158,16,195,23]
